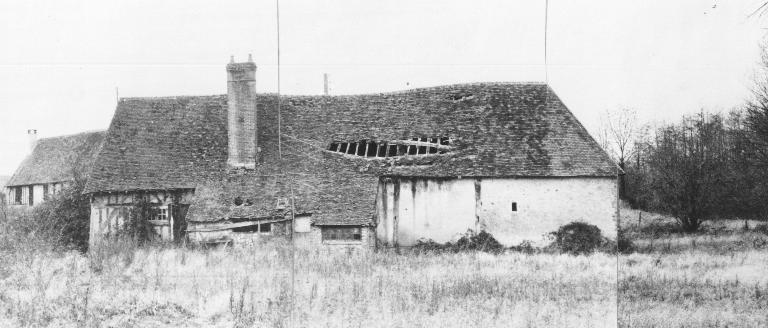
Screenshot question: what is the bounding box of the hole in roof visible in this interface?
[327,137,452,159]
[234,197,243,206]
[449,93,475,102]
[356,140,367,156]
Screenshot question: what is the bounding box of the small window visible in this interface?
[511,202,517,212]
[153,207,168,221]
[260,223,271,233]
[321,226,362,241]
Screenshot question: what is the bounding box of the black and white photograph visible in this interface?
[0,1,767,327]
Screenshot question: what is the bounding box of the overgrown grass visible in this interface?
[0,238,618,327]
[618,206,768,327]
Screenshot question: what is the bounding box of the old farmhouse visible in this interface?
[82,57,618,249]
[5,130,105,208]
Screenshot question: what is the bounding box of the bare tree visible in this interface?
[745,42,768,167]
[644,112,741,232]
[598,108,648,200]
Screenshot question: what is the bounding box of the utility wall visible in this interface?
[376,177,617,247]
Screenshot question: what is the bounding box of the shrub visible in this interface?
[125,197,152,244]
[89,237,140,273]
[413,238,448,253]
[508,240,537,254]
[413,230,504,254]
[754,223,768,235]
[0,174,91,253]
[617,229,635,254]
[637,220,682,237]
[549,221,604,255]
[453,230,504,254]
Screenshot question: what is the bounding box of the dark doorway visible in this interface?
[171,204,190,243]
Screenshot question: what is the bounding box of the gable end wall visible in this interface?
[376,177,618,247]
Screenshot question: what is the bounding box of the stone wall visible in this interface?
[376,177,617,247]
[293,225,375,251]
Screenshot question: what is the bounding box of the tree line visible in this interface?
[600,70,768,232]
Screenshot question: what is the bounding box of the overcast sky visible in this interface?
[0,0,765,175]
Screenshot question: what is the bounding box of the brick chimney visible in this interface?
[226,55,257,169]
[27,129,38,152]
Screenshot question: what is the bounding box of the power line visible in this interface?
[544,0,549,85]
[273,1,297,326]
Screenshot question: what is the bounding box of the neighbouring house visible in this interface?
[5,130,105,208]
[84,56,619,249]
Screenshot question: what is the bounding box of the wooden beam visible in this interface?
[186,218,290,232]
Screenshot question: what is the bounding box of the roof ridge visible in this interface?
[119,94,227,101]
[38,129,107,142]
[279,81,548,97]
[116,82,549,101]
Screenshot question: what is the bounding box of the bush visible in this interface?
[0,175,91,253]
[509,240,537,254]
[413,238,449,253]
[636,220,682,237]
[454,230,504,254]
[549,222,604,255]
[125,197,152,244]
[617,229,635,254]
[413,230,504,254]
[754,223,768,235]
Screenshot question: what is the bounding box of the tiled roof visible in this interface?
[7,131,106,187]
[86,83,618,224]
[84,95,229,193]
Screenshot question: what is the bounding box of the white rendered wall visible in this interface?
[376,177,617,247]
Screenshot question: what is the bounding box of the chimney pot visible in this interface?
[27,129,38,152]
[230,55,235,63]
[248,54,253,62]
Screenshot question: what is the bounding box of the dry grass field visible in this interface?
[8,206,765,327]
[0,237,618,328]
[619,208,768,328]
